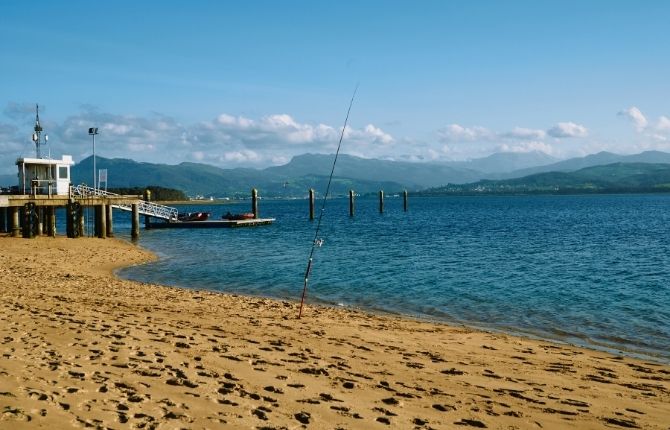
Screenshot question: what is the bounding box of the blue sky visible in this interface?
[1,1,669,173]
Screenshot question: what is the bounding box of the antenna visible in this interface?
[31,104,48,158]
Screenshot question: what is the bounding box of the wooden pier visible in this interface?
[0,193,145,239]
[0,186,274,239]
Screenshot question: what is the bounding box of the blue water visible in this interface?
[115,194,670,362]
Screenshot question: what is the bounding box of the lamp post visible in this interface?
[88,127,98,190]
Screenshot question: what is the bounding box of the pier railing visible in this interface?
[69,184,179,221]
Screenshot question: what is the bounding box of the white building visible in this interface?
[16,155,75,196]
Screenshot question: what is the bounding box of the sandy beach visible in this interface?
[0,236,668,429]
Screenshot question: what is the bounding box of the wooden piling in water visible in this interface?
[403,190,408,212]
[131,203,140,240]
[144,189,151,229]
[106,204,114,237]
[379,190,384,213]
[252,188,258,219]
[309,188,315,220]
[66,200,74,238]
[349,190,355,217]
[77,205,84,237]
[98,204,107,239]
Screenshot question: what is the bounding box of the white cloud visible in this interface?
[102,123,132,135]
[210,113,342,146]
[263,114,299,129]
[222,149,260,163]
[364,124,393,144]
[618,106,648,131]
[547,122,588,138]
[616,107,670,150]
[502,127,546,140]
[0,105,396,172]
[439,122,586,145]
[345,124,394,145]
[217,114,253,128]
[657,116,670,131]
[437,124,492,142]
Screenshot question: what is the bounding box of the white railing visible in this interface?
[70,184,179,221]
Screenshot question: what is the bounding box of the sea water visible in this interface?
[116,194,670,362]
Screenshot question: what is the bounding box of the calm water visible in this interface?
[116,194,670,362]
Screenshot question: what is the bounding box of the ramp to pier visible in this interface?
[70,184,178,221]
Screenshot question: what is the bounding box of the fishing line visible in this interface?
[298,84,358,318]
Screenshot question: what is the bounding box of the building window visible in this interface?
[59,166,69,179]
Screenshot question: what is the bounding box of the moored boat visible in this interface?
[222,212,255,220]
[177,212,210,221]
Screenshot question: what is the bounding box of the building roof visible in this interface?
[16,155,75,166]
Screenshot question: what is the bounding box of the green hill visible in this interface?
[419,163,670,195]
[497,150,670,179]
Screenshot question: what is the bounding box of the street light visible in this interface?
[88,127,98,190]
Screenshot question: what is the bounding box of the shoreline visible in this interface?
[119,257,669,366]
[1,236,668,428]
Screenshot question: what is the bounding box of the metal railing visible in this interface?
[70,184,179,221]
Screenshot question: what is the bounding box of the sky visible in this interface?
[1,0,670,174]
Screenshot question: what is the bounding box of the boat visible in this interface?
[177,212,210,221]
[222,212,255,220]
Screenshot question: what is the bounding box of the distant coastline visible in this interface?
[413,187,670,197]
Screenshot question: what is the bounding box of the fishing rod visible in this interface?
[298,84,358,319]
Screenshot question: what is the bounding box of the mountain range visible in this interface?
[492,150,670,179]
[2,150,670,197]
[419,162,670,195]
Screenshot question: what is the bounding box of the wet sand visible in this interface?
[0,236,668,429]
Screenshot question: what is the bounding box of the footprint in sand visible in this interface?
[454,418,487,427]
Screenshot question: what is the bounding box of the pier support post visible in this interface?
[251,188,258,219]
[403,190,408,212]
[349,190,355,217]
[67,199,82,238]
[0,207,6,233]
[66,200,74,238]
[144,189,151,229]
[37,207,44,236]
[10,207,20,237]
[78,205,85,237]
[48,207,56,237]
[94,206,100,237]
[131,203,140,240]
[106,204,114,237]
[379,190,384,214]
[98,204,107,239]
[22,203,35,238]
[309,189,315,220]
